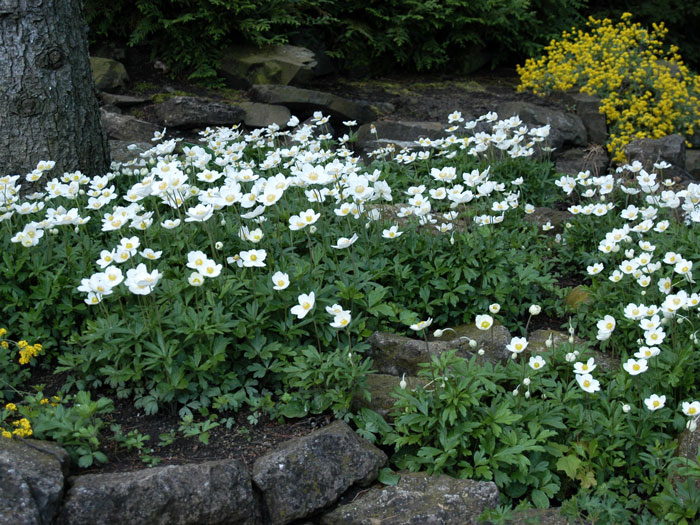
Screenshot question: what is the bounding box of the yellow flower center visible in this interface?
[277,280,285,286]
[633,364,640,371]
[583,380,590,388]
[251,254,257,261]
[302,302,310,310]
[653,400,660,407]
[689,407,697,414]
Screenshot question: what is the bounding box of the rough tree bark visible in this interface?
[0,0,110,178]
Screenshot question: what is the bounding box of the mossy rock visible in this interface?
[565,285,592,310]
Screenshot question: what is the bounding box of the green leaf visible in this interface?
[556,454,582,479]
[377,467,400,486]
[531,489,549,509]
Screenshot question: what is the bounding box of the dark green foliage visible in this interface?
[84,0,587,80]
[586,0,700,69]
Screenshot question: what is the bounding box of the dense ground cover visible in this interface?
[2,109,700,521]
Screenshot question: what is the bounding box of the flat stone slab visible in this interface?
[320,471,499,524]
[249,84,377,124]
[59,459,257,525]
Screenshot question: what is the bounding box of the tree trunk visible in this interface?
[0,0,110,178]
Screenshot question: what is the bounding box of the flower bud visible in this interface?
[622,404,631,413]
[433,329,444,338]
[512,388,519,396]
[215,241,223,250]
[545,337,553,349]
[399,373,407,390]
[478,348,485,356]
[469,340,477,349]
[529,304,542,316]
[310,225,317,234]
[523,377,531,386]
[688,419,698,432]
[220,218,226,226]
[524,391,531,399]
[568,336,574,344]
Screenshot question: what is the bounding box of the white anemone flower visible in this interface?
[331,233,359,249]
[291,292,315,319]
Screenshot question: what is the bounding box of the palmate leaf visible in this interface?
[556,454,582,479]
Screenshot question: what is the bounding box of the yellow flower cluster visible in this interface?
[17,340,42,365]
[1,405,32,439]
[517,13,700,163]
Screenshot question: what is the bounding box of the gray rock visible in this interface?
[108,140,152,164]
[686,149,700,179]
[555,147,609,177]
[570,93,608,146]
[352,374,428,417]
[523,207,575,234]
[319,471,499,525]
[551,92,608,146]
[0,463,40,525]
[90,57,129,92]
[625,134,686,179]
[249,84,377,124]
[219,44,320,88]
[528,329,619,373]
[58,459,258,525]
[100,109,161,143]
[99,92,150,108]
[674,428,700,490]
[0,438,69,525]
[239,102,291,128]
[356,121,446,144]
[497,101,587,152]
[368,324,511,377]
[252,420,386,525]
[145,96,245,129]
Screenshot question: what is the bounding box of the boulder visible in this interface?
[625,134,688,180]
[674,428,700,490]
[144,96,245,129]
[108,140,152,165]
[249,84,377,125]
[100,109,161,143]
[219,45,320,88]
[252,420,386,525]
[497,101,587,152]
[90,57,129,92]
[99,92,150,108]
[551,92,608,146]
[0,464,40,525]
[524,207,575,234]
[367,324,511,377]
[564,285,591,311]
[356,121,446,144]
[0,438,69,525]
[239,102,291,128]
[555,147,610,177]
[527,329,620,373]
[351,374,428,417]
[58,459,258,525]
[686,149,700,180]
[319,472,499,524]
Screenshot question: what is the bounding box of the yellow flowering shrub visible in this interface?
[517,13,700,163]
[1,328,43,438]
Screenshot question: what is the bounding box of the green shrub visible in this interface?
[84,0,587,79]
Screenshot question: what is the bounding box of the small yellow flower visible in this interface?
[40,398,49,405]
[4,403,17,412]
[0,327,7,337]
[1,430,12,439]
